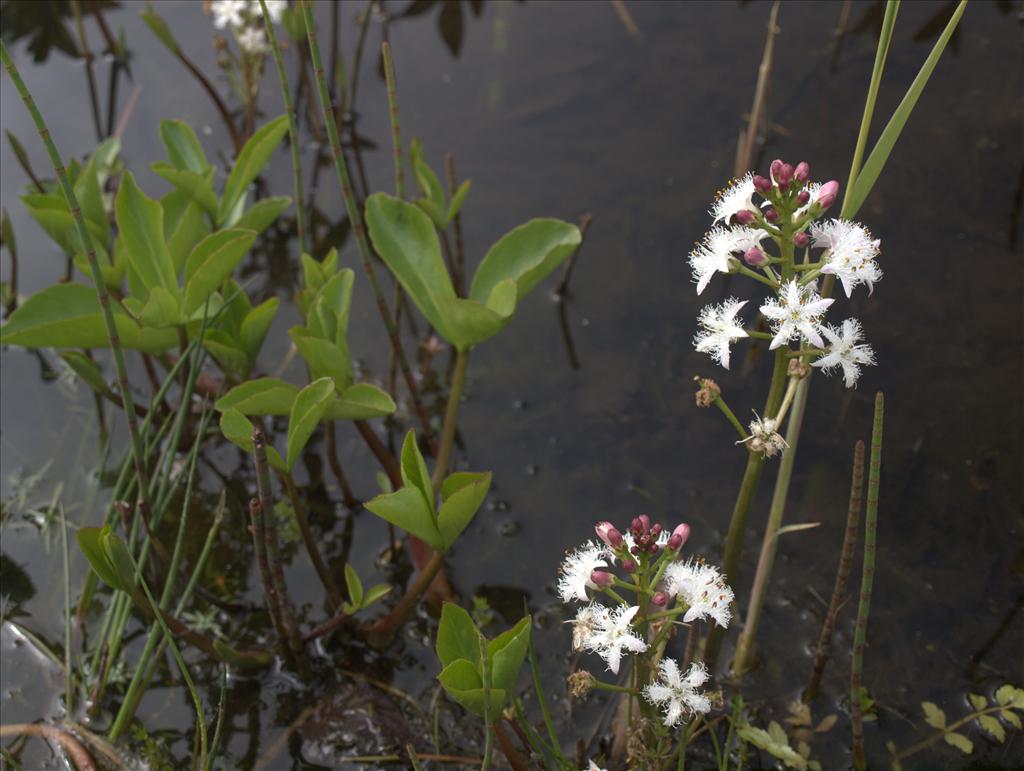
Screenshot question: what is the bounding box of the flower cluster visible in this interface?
[558,517,733,727]
[689,159,879,388]
[210,0,288,53]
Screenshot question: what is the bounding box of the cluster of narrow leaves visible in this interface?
[736,718,821,771]
[435,602,531,717]
[365,431,491,554]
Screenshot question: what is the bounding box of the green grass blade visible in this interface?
[843,0,967,219]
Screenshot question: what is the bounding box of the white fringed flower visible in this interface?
[739,413,788,458]
[710,172,759,225]
[688,226,766,295]
[237,26,269,53]
[813,318,876,388]
[811,219,882,297]
[759,280,833,350]
[694,299,748,370]
[211,0,248,28]
[643,659,711,727]
[589,605,648,674]
[557,542,608,603]
[570,604,610,652]
[251,0,288,23]
[664,559,734,628]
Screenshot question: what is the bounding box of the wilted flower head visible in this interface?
[813,318,876,387]
[738,413,788,458]
[570,604,610,651]
[642,659,711,726]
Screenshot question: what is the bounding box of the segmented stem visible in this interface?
[381,41,405,199]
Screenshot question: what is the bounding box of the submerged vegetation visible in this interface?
[0,0,1020,769]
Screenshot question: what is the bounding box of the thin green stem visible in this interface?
[431,348,469,493]
[260,0,308,253]
[592,680,640,695]
[480,634,494,771]
[0,41,152,517]
[366,550,445,644]
[851,392,883,771]
[299,0,434,445]
[381,42,405,199]
[713,395,749,442]
[744,329,773,341]
[734,262,779,290]
[60,504,73,714]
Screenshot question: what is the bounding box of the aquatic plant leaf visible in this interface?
[344,563,364,608]
[0,283,175,353]
[216,377,300,416]
[843,1,967,219]
[968,694,987,711]
[487,615,531,697]
[202,332,250,379]
[324,383,396,420]
[137,285,181,328]
[151,163,218,217]
[943,732,973,755]
[364,486,443,551]
[163,192,210,274]
[21,193,110,264]
[921,702,946,729]
[77,526,126,592]
[978,715,1005,743]
[437,603,481,669]
[436,295,511,350]
[289,328,354,393]
[437,657,482,696]
[1001,710,1022,730]
[318,268,355,338]
[737,723,806,770]
[362,583,392,608]
[437,658,506,717]
[446,180,471,223]
[115,171,178,297]
[218,115,289,224]
[102,530,139,594]
[73,158,108,242]
[140,6,181,55]
[240,297,280,365]
[409,139,447,226]
[440,472,486,502]
[437,471,491,550]
[469,218,581,305]
[285,377,335,471]
[183,229,256,316]
[234,196,291,235]
[159,120,209,174]
[995,685,1024,710]
[301,252,325,293]
[400,429,434,512]
[59,351,111,396]
[365,193,456,341]
[219,409,286,471]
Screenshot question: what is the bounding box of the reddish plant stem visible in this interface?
[0,724,97,771]
[247,497,286,653]
[325,420,358,507]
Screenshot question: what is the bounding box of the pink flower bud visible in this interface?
[764,208,779,223]
[652,591,669,607]
[595,521,623,548]
[778,163,794,188]
[817,180,840,209]
[744,247,766,267]
[794,161,810,183]
[590,570,614,588]
[651,523,663,536]
[621,559,636,573]
[752,174,772,194]
[796,190,810,206]
[793,232,810,248]
[770,159,784,183]
[670,523,691,548]
[735,209,755,225]
[637,514,651,533]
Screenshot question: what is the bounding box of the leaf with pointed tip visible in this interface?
[59,351,112,396]
[219,409,286,471]
[140,5,181,54]
[216,377,299,416]
[234,196,291,234]
[487,615,531,695]
[365,193,455,340]
[437,471,490,550]
[437,659,506,717]
[240,297,279,366]
[400,429,433,512]
[102,529,138,594]
[218,115,289,224]
[159,119,209,173]
[116,171,178,296]
[437,602,481,668]
[0,283,175,353]
[74,158,108,241]
[77,526,125,591]
[285,377,335,470]
[437,296,511,351]
[183,229,256,315]
[289,328,353,392]
[344,563,364,608]
[138,285,181,328]
[203,332,250,379]
[469,218,580,305]
[151,162,218,216]
[317,268,355,338]
[324,382,396,420]
[363,486,443,551]
[446,180,471,223]
[363,583,392,607]
[163,192,210,274]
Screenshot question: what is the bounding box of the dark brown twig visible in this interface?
[805,439,864,702]
[280,470,343,610]
[555,213,593,298]
[325,421,358,507]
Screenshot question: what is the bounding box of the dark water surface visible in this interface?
[1,0,1022,768]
